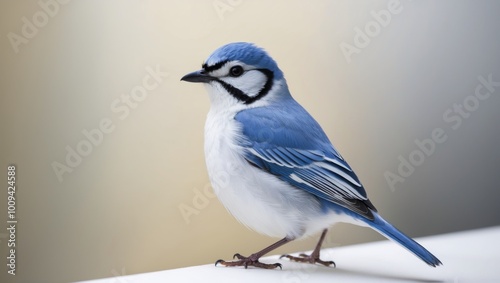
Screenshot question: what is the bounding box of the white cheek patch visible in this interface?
[220,70,267,98]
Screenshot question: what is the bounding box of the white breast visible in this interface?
[204,106,337,239]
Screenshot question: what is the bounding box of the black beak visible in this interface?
[180,70,216,83]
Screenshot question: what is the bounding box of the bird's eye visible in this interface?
[229,66,244,77]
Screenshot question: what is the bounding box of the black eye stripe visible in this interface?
[215,78,250,103]
[214,69,274,105]
[249,69,274,104]
[202,60,229,73]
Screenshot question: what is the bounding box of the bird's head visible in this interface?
[181,42,289,110]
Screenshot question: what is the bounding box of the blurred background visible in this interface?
[1,0,500,282]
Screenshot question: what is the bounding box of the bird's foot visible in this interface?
[215,253,282,269]
[280,253,336,267]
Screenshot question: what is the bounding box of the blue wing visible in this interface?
[235,99,377,220]
[237,101,443,266]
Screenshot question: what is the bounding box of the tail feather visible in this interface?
[365,212,442,267]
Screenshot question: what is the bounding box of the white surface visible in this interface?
[77,226,500,283]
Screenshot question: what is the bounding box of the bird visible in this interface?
[180,42,442,269]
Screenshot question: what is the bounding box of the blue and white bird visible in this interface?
[181,42,442,269]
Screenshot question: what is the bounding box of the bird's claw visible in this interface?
[215,254,282,269]
[280,253,336,267]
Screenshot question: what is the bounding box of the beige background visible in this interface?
[1,1,500,282]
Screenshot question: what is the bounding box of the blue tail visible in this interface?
[364,212,442,267]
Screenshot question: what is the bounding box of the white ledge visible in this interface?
[77,226,500,283]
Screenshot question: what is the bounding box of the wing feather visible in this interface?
[235,100,377,219]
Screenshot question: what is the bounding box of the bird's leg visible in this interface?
[280,229,336,267]
[215,237,292,269]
